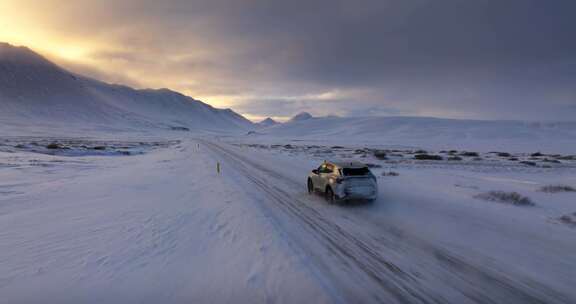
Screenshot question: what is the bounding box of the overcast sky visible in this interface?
[1,0,575,121]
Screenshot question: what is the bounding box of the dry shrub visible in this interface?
[382,171,399,176]
[373,150,388,160]
[414,154,443,160]
[539,185,576,193]
[474,191,535,206]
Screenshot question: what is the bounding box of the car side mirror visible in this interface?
[312,169,319,175]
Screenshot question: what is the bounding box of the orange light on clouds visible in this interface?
[0,0,229,105]
[0,2,96,63]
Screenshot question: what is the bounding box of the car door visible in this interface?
[311,165,323,190]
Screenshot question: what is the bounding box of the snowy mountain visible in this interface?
[257,117,280,127]
[261,116,576,153]
[0,42,253,131]
[289,112,313,122]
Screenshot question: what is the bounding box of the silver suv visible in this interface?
[307,161,378,203]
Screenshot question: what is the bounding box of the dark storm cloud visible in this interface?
[147,0,575,85]
[16,0,576,120]
[256,0,576,85]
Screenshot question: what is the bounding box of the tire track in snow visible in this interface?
[201,139,572,304]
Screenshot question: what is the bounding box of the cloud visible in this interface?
[1,0,575,120]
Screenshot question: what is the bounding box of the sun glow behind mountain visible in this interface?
[0,0,238,112]
[0,2,88,62]
[1,0,575,121]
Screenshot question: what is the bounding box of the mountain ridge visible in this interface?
[289,112,313,122]
[0,42,253,131]
[257,117,280,127]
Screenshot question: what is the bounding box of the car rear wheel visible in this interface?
[307,179,314,194]
[325,187,335,204]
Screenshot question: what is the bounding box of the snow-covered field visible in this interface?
[251,115,576,154]
[0,134,332,303]
[1,130,576,303]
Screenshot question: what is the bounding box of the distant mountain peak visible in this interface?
[290,112,313,122]
[257,117,279,127]
[257,117,280,127]
[0,42,54,67]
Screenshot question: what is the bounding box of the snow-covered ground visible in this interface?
[252,114,576,154]
[0,135,331,304]
[1,131,576,303]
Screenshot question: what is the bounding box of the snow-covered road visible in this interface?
[1,136,575,303]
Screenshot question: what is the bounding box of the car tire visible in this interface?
[325,187,335,204]
[307,179,314,194]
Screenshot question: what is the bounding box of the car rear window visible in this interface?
[342,167,370,176]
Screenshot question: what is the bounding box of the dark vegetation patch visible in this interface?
[460,151,479,157]
[170,126,190,131]
[558,213,576,228]
[414,154,443,160]
[231,143,576,172]
[474,191,535,206]
[249,144,269,149]
[46,143,65,149]
[539,185,576,193]
[382,171,400,176]
[373,150,388,160]
[366,163,382,168]
[3,138,178,157]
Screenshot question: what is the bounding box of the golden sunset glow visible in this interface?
[0,1,86,62]
[0,0,239,109]
[2,0,574,121]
